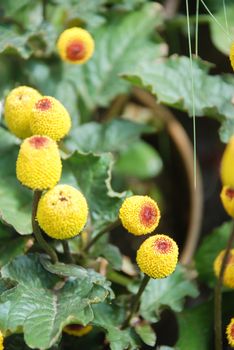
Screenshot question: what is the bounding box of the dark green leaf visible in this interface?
[130,265,198,323]
[0,23,57,59]
[209,4,234,55]
[91,234,123,270]
[4,334,31,350]
[123,55,234,120]
[92,303,140,350]
[176,302,213,350]
[115,140,162,179]
[64,119,155,153]
[195,221,234,287]
[62,151,130,231]
[0,254,113,349]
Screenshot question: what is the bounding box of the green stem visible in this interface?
[214,223,234,350]
[84,220,120,253]
[42,0,47,20]
[32,190,58,264]
[107,270,133,287]
[122,274,150,329]
[62,240,75,264]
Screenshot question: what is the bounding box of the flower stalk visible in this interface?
[122,274,150,329]
[32,190,58,263]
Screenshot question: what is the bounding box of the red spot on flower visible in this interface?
[226,252,234,265]
[29,136,48,149]
[66,41,86,61]
[35,98,52,111]
[154,237,172,254]
[231,324,234,339]
[226,187,234,199]
[140,203,158,227]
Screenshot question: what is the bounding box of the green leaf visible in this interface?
[135,322,156,347]
[195,221,234,287]
[0,232,28,267]
[176,302,213,350]
[64,119,155,154]
[130,265,198,323]
[219,118,234,143]
[0,254,113,349]
[115,140,162,179]
[51,0,107,29]
[1,0,32,16]
[0,128,32,235]
[123,55,234,120]
[92,303,140,350]
[0,23,57,59]
[209,4,234,55]
[64,3,165,117]
[62,151,130,231]
[91,234,123,270]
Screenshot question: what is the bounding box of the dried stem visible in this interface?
[214,223,234,350]
[32,190,58,263]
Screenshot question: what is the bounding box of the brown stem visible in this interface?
[32,190,58,263]
[84,220,120,253]
[122,274,150,329]
[214,223,234,350]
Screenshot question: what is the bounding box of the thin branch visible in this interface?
[122,274,150,329]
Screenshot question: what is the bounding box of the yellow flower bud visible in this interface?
[230,42,234,71]
[136,234,178,279]
[63,324,93,337]
[220,137,234,187]
[30,96,71,141]
[220,186,234,218]
[0,330,4,350]
[16,136,62,190]
[119,195,160,235]
[226,318,234,348]
[37,184,88,240]
[4,86,41,139]
[214,249,234,289]
[57,27,94,64]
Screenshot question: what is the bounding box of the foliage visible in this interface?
[0,0,233,349]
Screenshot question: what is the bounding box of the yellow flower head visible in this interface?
[57,27,94,64]
[0,330,3,350]
[136,234,179,279]
[226,318,234,348]
[230,42,234,71]
[220,186,234,218]
[214,249,234,289]
[37,184,89,240]
[4,86,41,139]
[63,324,93,337]
[220,137,234,188]
[119,195,160,235]
[16,135,62,190]
[30,96,71,141]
